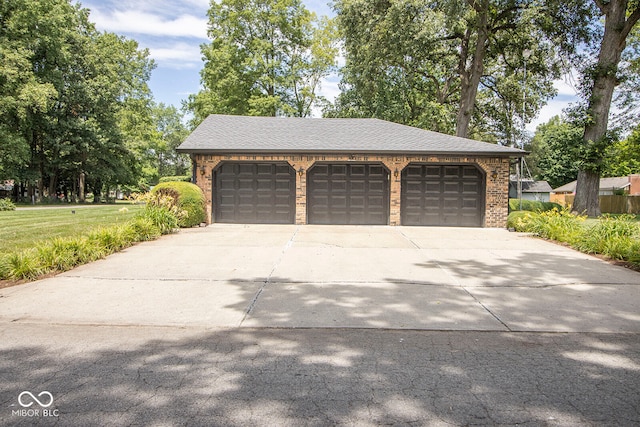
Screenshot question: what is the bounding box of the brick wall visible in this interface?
[630,174,640,195]
[193,153,512,228]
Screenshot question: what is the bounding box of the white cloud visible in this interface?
[527,101,570,132]
[90,9,208,39]
[150,43,203,68]
[553,78,579,98]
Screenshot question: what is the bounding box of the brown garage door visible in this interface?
[401,164,484,227]
[213,162,295,224]
[307,163,389,225]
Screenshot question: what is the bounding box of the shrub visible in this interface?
[5,249,44,280]
[152,181,206,227]
[506,211,531,230]
[133,192,183,234]
[0,194,184,281]
[0,254,10,279]
[86,225,135,252]
[0,198,16,211]
[512,208,585,244]
[574,215,640,260]
[158,175,191,183]
[509,199,562,213]
[126,217,161,241]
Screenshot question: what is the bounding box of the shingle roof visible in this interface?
[510,180,553,193]
[553,177,630,193]
[177,115,525,157]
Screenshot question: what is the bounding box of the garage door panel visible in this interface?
[331,181,347,191]
[351,165,366,176]
[443,182,460,193]
[425,183,440,193]
[308,163,389,225]
[350,195,365,208]
[350,180,365,192]
[463,166,481,178]
[331,165,347,175]
[329,195,348,208]
[238,164,255,175]
[462,182,480,193]
[401,164,484,227]
[214,162,295,224]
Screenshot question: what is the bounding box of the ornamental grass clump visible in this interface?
[151,181,206,227]
[36,237,96,272]
[512,208,586,244]
[0,194,183,281]
[5,250,44,281]
[575,215,640,261]
[134,192,185,234]
[0,198,16,211]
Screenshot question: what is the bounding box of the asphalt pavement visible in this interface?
[1,225,639,425]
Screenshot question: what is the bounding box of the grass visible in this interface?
[0,196,183,282]
[509,209,640,268]
[0,204,143,253]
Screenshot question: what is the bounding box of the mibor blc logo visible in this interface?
[12,391,59,418]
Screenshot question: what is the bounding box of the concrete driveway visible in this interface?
[1,224,639,333]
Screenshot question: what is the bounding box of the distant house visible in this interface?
[552,175,640,196]
[509,178,552,202]
[0,180,13,198]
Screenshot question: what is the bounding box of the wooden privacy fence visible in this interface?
[560,195,640,214]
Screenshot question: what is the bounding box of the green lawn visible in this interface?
[0,204,143,253]
[583,214,640,227]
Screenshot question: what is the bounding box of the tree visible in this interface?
[330,0,574,141]
[187,0,337,123]
[0,0,155,202]
[527,116,582,189]
[572,0,640,216]
[603,125,640,177]
[150,103,190,179]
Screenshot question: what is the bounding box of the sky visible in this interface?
[80,0,578,133]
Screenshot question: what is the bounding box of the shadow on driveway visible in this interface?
[1,325,639,426]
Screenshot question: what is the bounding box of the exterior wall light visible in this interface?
[394,168,399,178]
[200,165,206,176]
[491,169,498,180]
[298,167,305,177]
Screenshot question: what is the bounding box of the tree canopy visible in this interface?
[327,0,589,143]
[187,0,338,123]
[528,116,582,189]
[572,0,640,216]
[0,0,187,202]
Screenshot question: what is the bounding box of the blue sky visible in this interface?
[80,0,577,132]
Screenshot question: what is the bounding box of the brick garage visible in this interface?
[177,115,523,228]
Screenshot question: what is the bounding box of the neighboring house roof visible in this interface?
[553,177,630,193]
[177,115,525,157]
[510,180,553,193]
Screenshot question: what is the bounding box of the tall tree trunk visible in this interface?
[573,0,640,216]
[78,172,85,203]
[456,0,489,138]
[48,170,58,200]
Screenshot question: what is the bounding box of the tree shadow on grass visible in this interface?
[1,326,639,426]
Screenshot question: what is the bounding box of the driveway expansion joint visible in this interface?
[240,226,300,325]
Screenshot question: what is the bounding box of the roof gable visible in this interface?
[553,176,631,193]
[177,115,524,157]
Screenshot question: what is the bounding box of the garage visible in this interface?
[178,115,524,227]
[307,163,389,225]
[401,164,484,227]
[213,162,295,224]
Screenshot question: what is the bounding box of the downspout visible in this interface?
[191,154,197,184]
